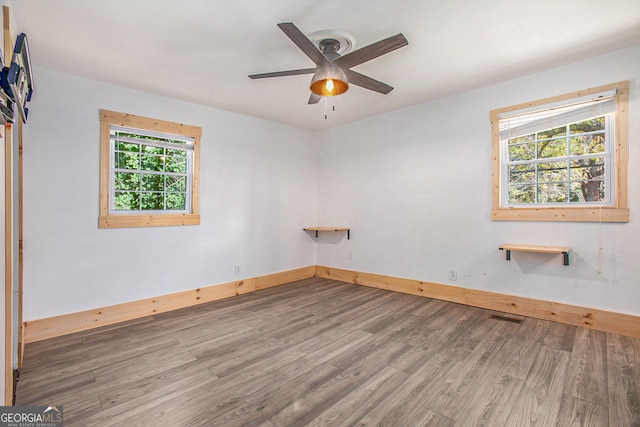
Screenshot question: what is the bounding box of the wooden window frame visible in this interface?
[490,81,629,222]
[99,110,201,228]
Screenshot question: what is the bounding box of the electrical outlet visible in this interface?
[448,268,458,281]
[234,264,241,275]
[347,250,353,260]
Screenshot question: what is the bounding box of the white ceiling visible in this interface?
[10,0,640,130]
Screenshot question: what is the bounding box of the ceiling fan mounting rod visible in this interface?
[319,39,341,59]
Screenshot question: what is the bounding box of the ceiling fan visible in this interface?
[249,23,409,104]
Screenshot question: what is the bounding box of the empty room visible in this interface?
[1,0,639,425]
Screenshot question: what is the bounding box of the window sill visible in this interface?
[491,207,629,223]
[99,213,200,229]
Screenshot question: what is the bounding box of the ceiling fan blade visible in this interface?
[277,22,330,67]
[308,93,322,104]
[345,70,394,94]
[335,33,408,69]
[249,68,316,79]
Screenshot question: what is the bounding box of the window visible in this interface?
[490,81,629,222]
[99,110,201,228]
[111,129,192,212]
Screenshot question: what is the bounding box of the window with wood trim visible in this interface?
[490,81,629,222]
[99,110,201,228]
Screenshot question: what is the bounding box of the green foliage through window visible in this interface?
[110,130,192,212]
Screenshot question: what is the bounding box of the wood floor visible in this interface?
[17,278,640,426]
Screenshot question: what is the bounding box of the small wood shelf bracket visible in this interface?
[499,244,570,266]
[303,227,350,240]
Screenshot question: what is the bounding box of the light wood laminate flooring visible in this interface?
[17,278,640,426]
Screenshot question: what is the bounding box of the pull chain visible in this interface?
[323,98,336,120]
[324,96,327,120]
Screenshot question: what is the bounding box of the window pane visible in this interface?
[570,180,605,203]
[143,145,164,155]
[509,142,535,161]
[114,172,140,191]
[116,142,139,152]
[538,138,566,159]
[141,193,164,210]
[508,184,535,204]
[166,148,187,158]
[140,154,165,172]
[570,134,605,155]
[141,173,164,191]
[165,156,187,173]
[114,191,140,211]
[570,157,606,202]
[570,158,605,180]
[509,135,534,144]
[538,125,567,140]
[115,151,140,170]
[538,161,568,182]
[166,175,186,192]
[570,117,605,134]
[538,183,568,203]
[166,193,187,210]
[508,164,535,184]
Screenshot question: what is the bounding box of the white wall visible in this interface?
[21,44,640,323]
[22,68,318,321]
[316,44,640,315]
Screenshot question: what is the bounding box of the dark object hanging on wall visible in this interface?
[0,46,13,124]
[0,32,34,123]
[8,33,34,122]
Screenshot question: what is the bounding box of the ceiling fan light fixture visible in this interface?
[249,23,408,105]
[310,66,348,96]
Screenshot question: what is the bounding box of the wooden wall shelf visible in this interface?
[499,244,570,265]
[304,227,350,240]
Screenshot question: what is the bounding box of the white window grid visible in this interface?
[109,126,194,214]
[501,115,614,207]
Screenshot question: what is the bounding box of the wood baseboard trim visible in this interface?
[314,265,640,339]
[256,266,316,290]
[24,264,639,342]
[23,266,316,343]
